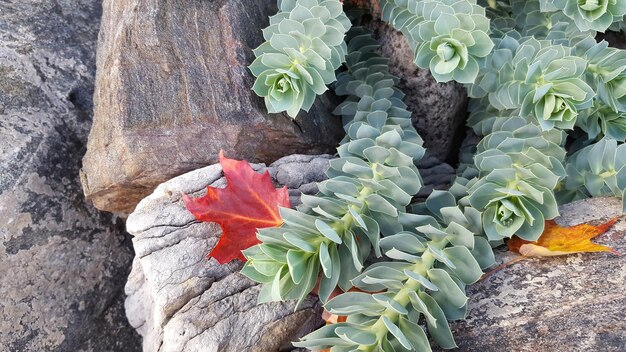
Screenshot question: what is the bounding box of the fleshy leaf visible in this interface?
[183,151,290,263]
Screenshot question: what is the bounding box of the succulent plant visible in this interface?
[559,138,626,212]
[243,27,426,305]
[467,116,566,241]
[542,0,626,32]
[576,100,626,141]
[243,1,626,351]
[577,37,626,113]
[380,0,494,83]
[472,35,595,131]
[295,199,494,351]
[250,0,350,117]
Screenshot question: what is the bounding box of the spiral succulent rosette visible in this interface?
[542,0,626,32]
[250,0,350,117]
[467,117,564,241]
[577,37,626,113]
[559,138,626,212]
[380,0,494,84]
[472,35,594,131]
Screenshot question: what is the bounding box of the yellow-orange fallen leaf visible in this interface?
[508,217,622,257]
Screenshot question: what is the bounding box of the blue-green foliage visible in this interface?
[243,27,427,306]
[295,28,494,352]
[380,0,494,83]
[245,0,626,351]
[250,0,350,117]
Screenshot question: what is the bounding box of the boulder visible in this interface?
[124,155,333,352]
[124,152,459,351]
[445,197,626,351]
[0,0,140,351]
[80,0,345,214]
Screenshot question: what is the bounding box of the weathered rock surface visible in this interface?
[365,20,468,164]
[0,0,140,351]
[445,197,626,351]
[415,152,456,199]
[80,0,345,214]
[125,155,334,352]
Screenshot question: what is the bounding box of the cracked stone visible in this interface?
[125,155,333,352]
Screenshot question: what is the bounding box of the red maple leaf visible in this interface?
[183,151,290,264]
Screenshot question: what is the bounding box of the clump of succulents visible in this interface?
[243,27,427,305]
[558,138,626,211]
[380,0,494,83]
[542,0,626,32]
[293,29,494,351]
[250,0,351,117]
[245,0,626,350]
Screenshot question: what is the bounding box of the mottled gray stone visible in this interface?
[80,0,344,214]
[444,197,626,351]
[416,153,456,199]
[0,0,140,351]
[125,155,332,352]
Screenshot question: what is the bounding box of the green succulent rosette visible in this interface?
[577,37,626,113]
[467,116,565,241]
[250,0,350,117]
[559,138,626,211]
[413,8,495,83]
[468,168,560,241]
[251,54,327,117]
[548,0,626,32]
[576,100,626,141]
[476,36,594,130]
[380,0,494,84]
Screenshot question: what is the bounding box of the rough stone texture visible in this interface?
[415,152,456,199]
[444,197,626,351]
[80,0,345,214]
[125,155,334,352]
[0,0,140,351]
[365,20,469,164]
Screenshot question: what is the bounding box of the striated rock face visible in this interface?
[0,0,140,351]
[80,0,345,214]
[125,155,333,352]
[444,197,626,351]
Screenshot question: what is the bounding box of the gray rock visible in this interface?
[416,152,456,199]
[80,0,344,214]
[125,155,332,352]
[445,197,626,351]
[0,0,140,351]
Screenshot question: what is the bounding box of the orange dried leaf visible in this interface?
[508,217,622,257]
[183,151,290,264]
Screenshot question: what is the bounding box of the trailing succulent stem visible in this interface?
[294,28,495,352]
[243,27,426,306]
